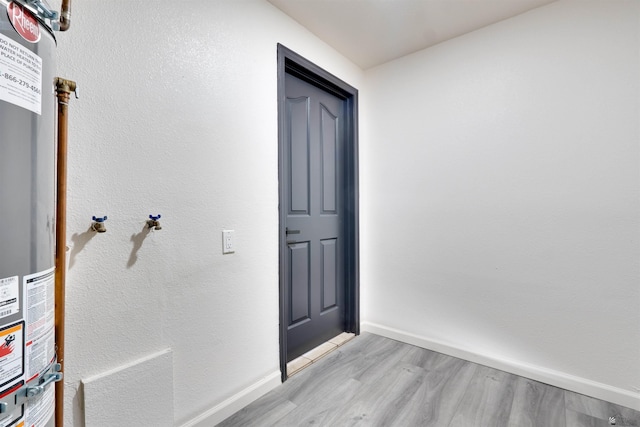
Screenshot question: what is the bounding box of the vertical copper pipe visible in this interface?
[59,0,71,31]
[55,77,75,427]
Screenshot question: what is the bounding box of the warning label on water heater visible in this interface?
[23,268,55,386]
[25,380,53,427]
[0,32,42,115]
[23,269,54,343]
[0,322,24,388]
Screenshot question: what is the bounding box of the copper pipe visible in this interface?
[59,0,71,31]
[55,77,76,427]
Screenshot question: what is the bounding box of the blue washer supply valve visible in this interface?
[91,216,108,233]
[147,215,162,230]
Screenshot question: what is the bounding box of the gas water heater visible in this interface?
[0,1,67,426]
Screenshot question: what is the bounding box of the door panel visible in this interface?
[284,73,346,360]
[321,105,338,213]
[289,242,310,325]
[287,97,310,214]
[321,238,338,311]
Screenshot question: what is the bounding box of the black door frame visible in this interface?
[277,44,360,382]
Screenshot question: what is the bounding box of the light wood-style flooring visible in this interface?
[218,333,640,426]
[287,332,356,377]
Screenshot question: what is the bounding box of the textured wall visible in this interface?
[52,1,362,425]
[361,0,640,407]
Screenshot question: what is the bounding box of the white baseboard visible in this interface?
[181,371,282,427]
[361,321,640,411]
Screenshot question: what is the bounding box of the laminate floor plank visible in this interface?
[400,345,441,368]
[216,395,296,427]
[217,333,640,427]
[277,335,408,407]
[391,357,478,426]
[318,363,427,426]
[348,339,412,386]
[234,332,393,421]
[508,376,566,427]
[565,390,640,427]
[565,409,613,427]
[447,365,518,427]
[275,378,362,427]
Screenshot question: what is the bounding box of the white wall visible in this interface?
[52,1,363,425]
[361,0,640,409]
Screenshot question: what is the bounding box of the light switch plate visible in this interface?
[222,230,235,254]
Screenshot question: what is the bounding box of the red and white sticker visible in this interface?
[6,2,41,44]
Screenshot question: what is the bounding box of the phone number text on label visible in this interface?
[1,72,41,94]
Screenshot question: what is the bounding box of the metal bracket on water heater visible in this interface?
[0,363,64,413]
[24,364,63,398]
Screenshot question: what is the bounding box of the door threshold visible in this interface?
[286,332,355,377]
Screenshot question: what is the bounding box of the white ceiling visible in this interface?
[267,0,556,69]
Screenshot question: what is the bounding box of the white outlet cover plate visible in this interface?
[222,230,235,254]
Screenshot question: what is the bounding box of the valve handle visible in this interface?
[92,216,107,222]
[149,215,161,221]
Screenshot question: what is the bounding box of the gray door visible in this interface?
[283,72,347,361]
